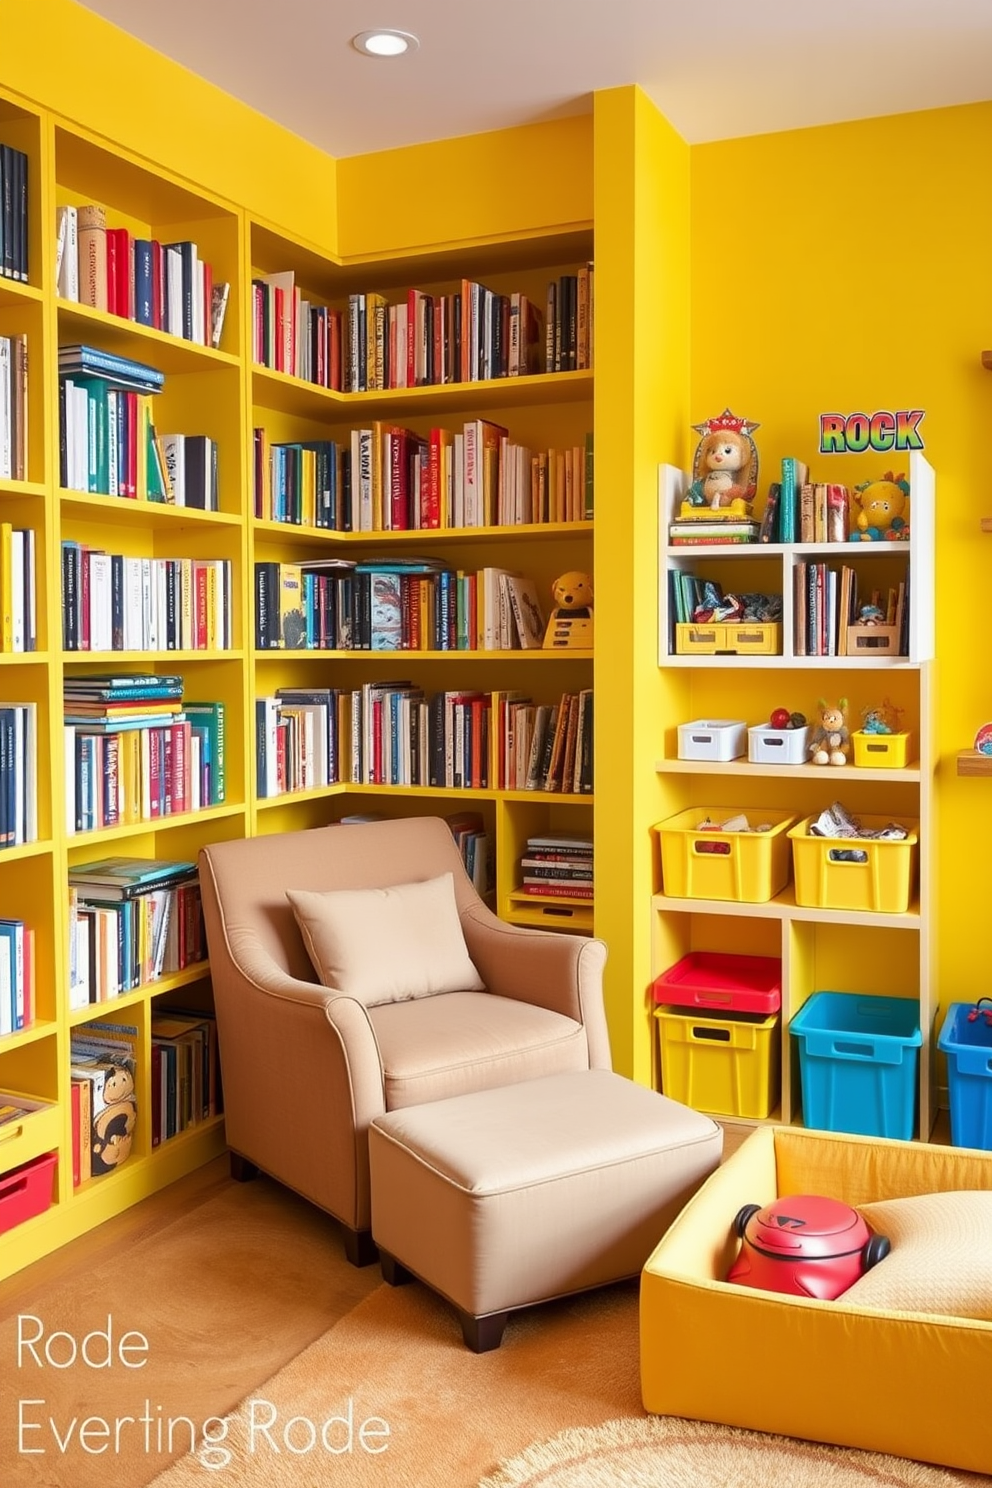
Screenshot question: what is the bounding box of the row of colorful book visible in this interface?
[255,558,543,653]
[0,702,37,849]
[253,424,594,531]
[0,917,34,1037]
[56,206,229,348]
[62,545,233,652]
[0,145,28,283]
[151,1007,221,1149]
[493,689,593,794]
[0,523,37,652]
[0,332,28,482]
[64,676,224,833]
[516,832,594,903]
[68,858,205,1009]
[794,563,908,658]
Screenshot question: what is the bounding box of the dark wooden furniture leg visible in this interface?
[342,1225,378,1267]
[459,1308,508,1353]
[379,1250,414,1286]
[229,1152,259,1182]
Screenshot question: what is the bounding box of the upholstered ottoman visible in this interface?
[369,1068,722,1351]
[641,1125,992,1475]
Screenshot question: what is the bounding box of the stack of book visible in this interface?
[151,1007,221,1148]
[56,207,228,348]
[518,832,594,903]
[0,333,28,480]
[70,1021,138,1183]
[0,522,37,651]
[68,857,204,1009]
[668,518,759,546]
[255,687,348,798]
[58,344,165,497]
[0,702,37,849]
[0,917,34,1036]
[0,145,29,283]
[64,675,225,832]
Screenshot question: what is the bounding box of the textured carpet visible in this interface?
[478,1418,987,1488]
[148,1278,644,1486]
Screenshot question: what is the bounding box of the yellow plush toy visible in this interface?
[851,471,910,541]
[543,570,593,649]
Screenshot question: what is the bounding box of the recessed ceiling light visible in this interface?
[352,29,419,57]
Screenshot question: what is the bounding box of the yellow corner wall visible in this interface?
[2,0,338,248]
[690,100,992,1008]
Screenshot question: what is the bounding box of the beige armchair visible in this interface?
[198,816,610,1265]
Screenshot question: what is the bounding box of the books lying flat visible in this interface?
[59,344,165,392]
[69,857,196,892]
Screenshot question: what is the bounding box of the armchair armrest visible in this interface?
[459,901,611,1069]
[212,923,387,1231]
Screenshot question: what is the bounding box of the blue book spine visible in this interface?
[134,241,154,325]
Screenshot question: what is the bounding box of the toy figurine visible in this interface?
[850,471,910,541]
[543,570,593,649]
[808,697,851,766]
[681,409,760,519]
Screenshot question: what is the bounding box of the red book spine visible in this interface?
[275,722,287,794]
[427,430,441,529]
[390,430,408,530]
[372,697,383,785]
[194,564,208,649]
[273,287,285,372]
[126,233,136,319]
[406,289,418,388]
[433,294,444,387]
[71,1082,81,1185]
[105,229,118,316]
[202,260,212,348]
[126,392,137,497]
[80,548,92,651]
[330,311,341,391]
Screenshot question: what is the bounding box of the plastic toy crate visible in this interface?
[748,725,811,765]
[675,623,781,656]
[654,807,796,903]
[788,815,918,914]
[937,1002,992,1150]
[677,719,747,762]
[0,1150,57,1238]
[652,951,781,1015]
[851,730,914,769]
[790,991,921,1139]
[655,1005,780,1119]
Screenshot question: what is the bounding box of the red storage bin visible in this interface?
[652,952,782,1015]
[0,1150,57,1237]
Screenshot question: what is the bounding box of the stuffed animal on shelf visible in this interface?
[543,570,593,649]
[851,471,910,541]
[681,409,760,519]
[809,697,851,766]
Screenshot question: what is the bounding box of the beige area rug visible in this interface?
[479,1418,987,1488]
[0,1176,380,1488]
[148,1279,644,1487]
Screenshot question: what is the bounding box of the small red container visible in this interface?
[652,951,782,1015]
[0,1150,57,1237]
[727,1194,889,1300]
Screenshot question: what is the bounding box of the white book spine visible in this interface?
[0,935,12,1036]
[0,338,11,480]
[10,529,24,652]
[88,552,113,652]
[64,724,76,835]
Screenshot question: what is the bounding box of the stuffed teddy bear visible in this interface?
[543,571,593,648]
[808,697,851,766]
[851,472,910,541]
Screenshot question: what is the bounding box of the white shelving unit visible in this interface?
[652,451,937,1137]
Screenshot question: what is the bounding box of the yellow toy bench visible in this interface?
[640,1125,992,1475]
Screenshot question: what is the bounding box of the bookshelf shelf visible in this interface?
[68,961,211,1025]
[0,651,49,666]
[67,804,246,848]
[0,279,42,308]
[0,839,54,863]
[62,649,245,663]
[60,491,243,529]
[0,1018,59,1051]
[56,302,240,374]
[253,648,593,663]
[251,518,592,548]
[651,890,922,930]
[0,479,46,500]
[655,756,922,783]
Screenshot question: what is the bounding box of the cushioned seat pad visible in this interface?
[370,991,588,1109]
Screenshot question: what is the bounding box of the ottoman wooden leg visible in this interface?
[459,1309,508,1354]
[379,1250,414,1286]
[342,1226,378,1268]
[229,1152,258,1182]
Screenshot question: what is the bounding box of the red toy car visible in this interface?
[727,1195,890,1300]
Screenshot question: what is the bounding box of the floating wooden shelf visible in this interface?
[957,750,992,776]
[981,517,992,533]
[981,350,992,371]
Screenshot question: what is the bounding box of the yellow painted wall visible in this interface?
[690,100,992,1009]
[336,116,593,258]
[1,0,338,247]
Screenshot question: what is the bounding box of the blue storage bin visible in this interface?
[937,1003,992,1150]
[789,991,922,1140]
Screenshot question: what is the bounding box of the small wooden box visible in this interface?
[845,624,901,657]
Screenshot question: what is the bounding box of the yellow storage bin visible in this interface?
[674,623,781,656]
[655,1006,780,1118]
[654,807,796,903]
[851,729,914,769]
[788,815,919,913]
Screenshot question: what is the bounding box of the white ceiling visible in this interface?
[79,0,992,159]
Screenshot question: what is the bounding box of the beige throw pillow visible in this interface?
[845,1191,992,1319]
[287,872,485,1007]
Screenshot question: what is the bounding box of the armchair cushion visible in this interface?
[287,871,485,1007]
